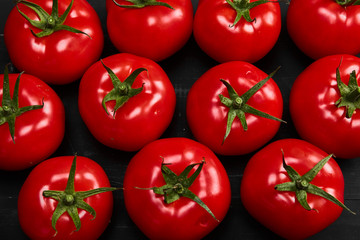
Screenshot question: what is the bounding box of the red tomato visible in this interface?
[193,0,281,63]
[0,68,65,171]
[241,139,352,239]
[4,0,103,84]
[186,61,284,155]
[18,155,115,240]
[290,54,360,159]
[287,0,360,60]
[106,0,193,62]
[123,138,231,240]
[78,53,176,152]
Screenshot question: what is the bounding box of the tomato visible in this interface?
[78,53,176,152]
[106,0,193,62]
[290,54,360,159]
[193,0,281,63]
[241,139,354,239]
[18,155,116,240]
[0,65,65,171]
[186,61,284,155]
[4,0,103,85]
[123,138,231,240]
[287,0,360,60]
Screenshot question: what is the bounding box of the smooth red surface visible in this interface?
[17,156,114,240]
[78,53,176,151]
[193,0,281,63]
[4,0,103,84]
[0,73,64,170]
[186,61,283,155]
[123,138,231,240]
[106,0,193,62]
[241,139,345,239]
[290,54,360,159]
[287,0,360,59]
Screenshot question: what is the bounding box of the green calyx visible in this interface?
[101,60,146,118]
[335,0,360,6]
[0,64,44,143]
[275,150,355,215]
[226,0,273,27]
[136,157,219,222]
[112,0,174,10]
[335,65,360,118]
[219,66,285,144]
[42,155,118,235]
[16,0,90,38]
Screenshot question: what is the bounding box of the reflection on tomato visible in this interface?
[287,0,360,59]
[241,139,350,239]
[290,54,360,159]
[186,61,283,155]
[78,53,176,151]
[106,0,193,61]
[123,138,231,240]
[0,70,64,171]
[4,0,103,84]
[193,0,281,63]
[18,156,115,240]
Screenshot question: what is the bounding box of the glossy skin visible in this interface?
[287,0,360,60]
[186,61,283,155]
[241,139,345,239]
[193,0,281,63]
[18,156,114,240]
[123,138,231,240]
[0,73,65,171]
[106,0,193,62]
[290,54,360,159]
[4,0,103,84]
[78,53,176,151]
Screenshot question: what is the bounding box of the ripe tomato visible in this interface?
[290,54,360,159]
[0,66,65,171]
[241,139,354,239]
[18,155,116,240]
[123,138,231,240]
[4,0,103,84]
[78,53,176,152]
[186,61,284,155]
[106,0,193,62]
[193,0,281,63]
[287,0,360,60]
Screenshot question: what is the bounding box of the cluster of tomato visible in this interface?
[1,0,359,239]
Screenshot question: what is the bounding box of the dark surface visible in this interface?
[0,1,359,239]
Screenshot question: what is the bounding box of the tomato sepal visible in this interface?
[16,0,90,38]
[112,0,174,10]
[275,150,355,215]
[335,0,360,6]
[135,157,220,222]
[219,66,285,143]
[42,155,118,235]
[335,65,360,118]
[226,0,274,27]
[100,60,146,117]
[0,64,44,143]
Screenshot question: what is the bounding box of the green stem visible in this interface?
[112,0,174,9]
[336,0,360,6]
[135,158,219,222]
[101,60,146,117]
[219,66,285,144]
[0,64,44,143]
[275,150,356,215]
[16,0,90,38]
[42,155,119,233]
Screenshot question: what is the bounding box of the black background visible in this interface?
[0,0,359,239]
